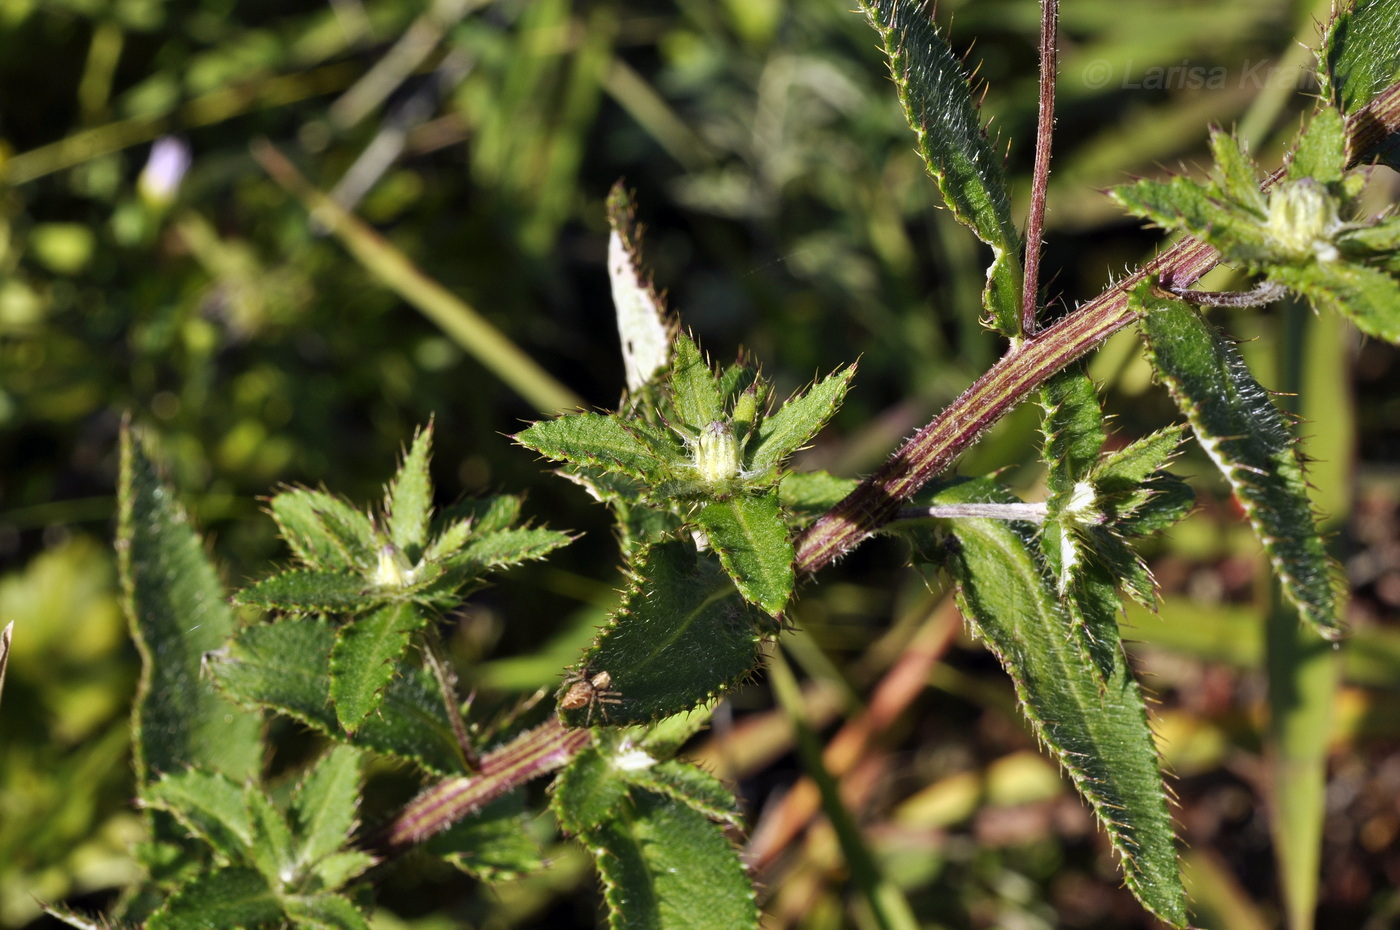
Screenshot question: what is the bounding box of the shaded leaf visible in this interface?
[625,760,740,827]
[118,426,262,841]
[282,894,371,930]
[1208,128,1265,214]
[424,793,545,882]
[551,745,630,836]
[142,769,253,860]
[209,618,467,775]
[1322,0,1400,119]
[693,493,794,617]
[585,792,759,930]
[1270,261,1400,345]
[292,746,364,870]
[306,851,376,893]
[778,470,859,528]
[1287,107,1346,184]
[1137,286,1342,638]
[246,786,295,886]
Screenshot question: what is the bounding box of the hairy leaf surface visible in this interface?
[1322,0,1400,118]
[586,792,759,930]
[859,0,1023,334]
[146,867,281,930]
[1137,287,1343,638]
[936,479,1186,925]
[562,541,766,726]
[386,424,435,554]
[693,493,794,616]
[330,602,428,732]
[118,426,262,817]
[210,618,467,774]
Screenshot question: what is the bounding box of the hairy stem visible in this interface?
[796,72,1400,577]
[376,717,590,851]
[1021,0,1059,336]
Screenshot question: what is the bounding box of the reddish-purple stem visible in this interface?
[1021,0,1059,336]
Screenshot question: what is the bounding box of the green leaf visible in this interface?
[1038,368,1119,679]
[270,490,378,572]
[437,494,523,536]
[1287,107,1346,185]
[146,867,283,930]
[282,894,371,930]
[1114,474,1196,538]
[246,785,296,886]
[625,760,741,827]
[1322,0,1400,116]
[291,747,364,870]
[1208,129,1265,215]
[935,479,1187,926]
[693,493,794,617]
[306,851,376,893]
[451,526,575,574]
[269,489,358,571]
[563,541,767,726]
[142,769,254,860]
[1339,216,1400,255]
[1137,286,1343,638]
[669,332,724,432]
[585,792,759,930]
[209,618,467,775]
[1110,176,1269,262]
[1270,261,1400,345]
[859,0,1023,335]
[1094,426,1186,492]
[778,470,859,527]
[235,569,374,613]
[1040,367,1105,495]
[385,423,435,554]
[515,413,673,482]
[330,602,428,732]
[551,745,630,835]
[607,182,673,394]
[424,793,546,882]
[747,365,855,478]
[118,425,262,802]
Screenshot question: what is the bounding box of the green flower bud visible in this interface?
[1267,179,1340,263]
[372,542,417,588]
[694,420,740,487]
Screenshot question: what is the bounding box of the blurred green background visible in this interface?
[2,0,1399,927]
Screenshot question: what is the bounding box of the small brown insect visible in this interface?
[558,669,622,725]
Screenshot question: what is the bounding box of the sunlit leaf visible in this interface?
[585,792,759,930]
[935,478,1187,926]
[562,540,767,726]
[692,493,794,617]
[330,602,428,732]
[1137,285,1343,638]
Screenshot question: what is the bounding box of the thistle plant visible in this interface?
[45,1,1400,928]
